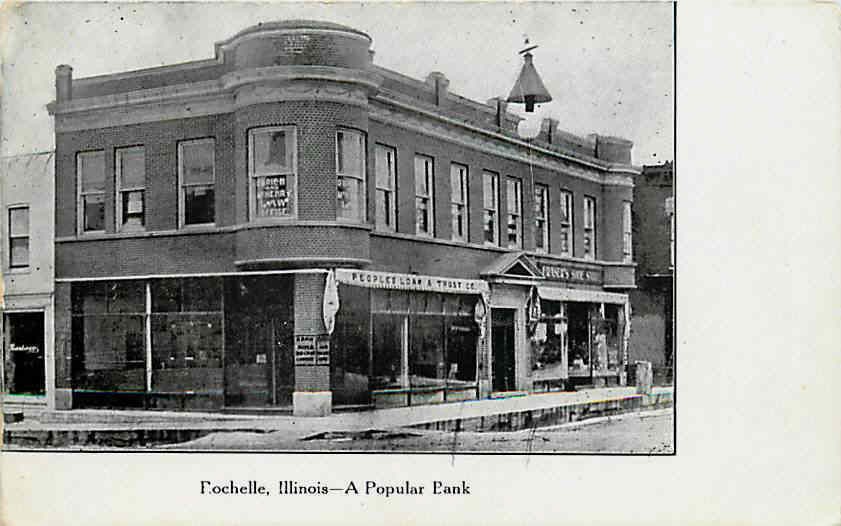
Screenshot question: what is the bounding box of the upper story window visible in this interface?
[583,195,596,260]
[622,201,633,262]
[534,184,549,253]
[336,129,366,223]
[414,154,434,236]
[178,139,215,227]
[666,196,675,268]
[450,162,468,242]
[560,189,573,256]
[375,144,397,232]
[77,150,105,234]
[482,170,499,246]
[249,126,297,219]
[115,146,146,232]
[8,206,29,268]
[505,177,522,249]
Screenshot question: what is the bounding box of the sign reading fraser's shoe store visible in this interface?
[539,263,602,284]
[294,335,330,366]
[335,269,489,295]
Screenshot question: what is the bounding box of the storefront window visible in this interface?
[331,284,371,405]
[532,300,566,383]
[566,302,590,373]
[605,303,623,370]
[337,129,366,222]
[150,278,223,399]
[3,312,45,395]
[249,126,296,219]
[71,281,147,406]
[371,313,404,390]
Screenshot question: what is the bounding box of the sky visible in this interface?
[1,2,674,165]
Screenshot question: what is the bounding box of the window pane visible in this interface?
[71,314,146,393]
[451,204,465,240]
[450,164,466,204]
[416,197,430,233]
[409,316,446,388]
[252,129,293,175]
[483,173,497,209]
[375,146,395,189]
[181,140,214,185]
[151,313,223,384]
[117,147,145,188]
[10,238,28,267]
[84,194,105,231]
[507,178,521,215]
[108,281,145,314]
[376,190,393,229]
[121,190,145,229]
[483,210,496,243]
[337,130,364,176]
[9,207,28,237]
[184,185,215,225]
[561,192,571,223]
[414,156,431,195]
[337,176,363,221]
[79,151,105,193]
[255,175,292,217]
[372,314,404,389]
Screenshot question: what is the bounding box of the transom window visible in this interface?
[178,138,215,227]
[505,177,522,249]
[450,162,468,242]
[77,150,105,234]
[414,154,434,236]
[560,190,573,256]
[375,144,397,232]
[249,126,296,219]
[482,170,499,246]
[534,184,549,252]
[583,195,596,260]
[336,129,367,223]
[115,146,146,232]
[8,206,29,268]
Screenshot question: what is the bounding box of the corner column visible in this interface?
[292,273,332,416]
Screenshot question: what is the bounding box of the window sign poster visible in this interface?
[257,175,290,216]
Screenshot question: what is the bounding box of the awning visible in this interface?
[537,286,627,305]
[335,269,489,295]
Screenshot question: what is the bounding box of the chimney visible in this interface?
[540,118,559,144]
[55,64,73,102]
[426,72,449,107]
[368,49,376,65]
[486,97,508,129]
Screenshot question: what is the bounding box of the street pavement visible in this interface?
[165,409,674,453]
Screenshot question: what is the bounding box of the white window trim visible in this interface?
[622,200,632,262]
[115,146,146,233]
[76,150,106,235]
[534,184,549,253]
[506,177,522,249]
[560,189,573,256]
[450,162,468,242]
[8,205,30,268]
[375,144,397,232]
[336,128,367,224]
[178,138,216,228]
[248,125,298,221]
[583,195,596,260]
[483,170,499,246]
[414,154,435,237]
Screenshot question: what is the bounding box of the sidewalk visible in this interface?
[2,386,673,448]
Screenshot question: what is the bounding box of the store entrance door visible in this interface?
[3,312,46,395]
[491,308,516,391]
[223,276,294,408]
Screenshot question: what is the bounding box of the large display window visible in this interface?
[3,312,45,396]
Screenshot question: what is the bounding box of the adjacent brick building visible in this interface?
[629,161,674,384]
[48,20,640,415]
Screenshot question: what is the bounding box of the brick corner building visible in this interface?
[48,20,640,415]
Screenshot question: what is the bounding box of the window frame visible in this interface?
[374,143,398,232]
[336,128,368,224]
[482,170,500,246]
[414,154,435,237]
[505,177,523,249]
[534,183,549,253]
[450,162,469,242]
[247,125,298,221]
[583,195,597,260]
[114,145,147,233]
[177,138,216,228]
[622,200,633,262]
[76,150,106,235]
[8,205,30,269]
